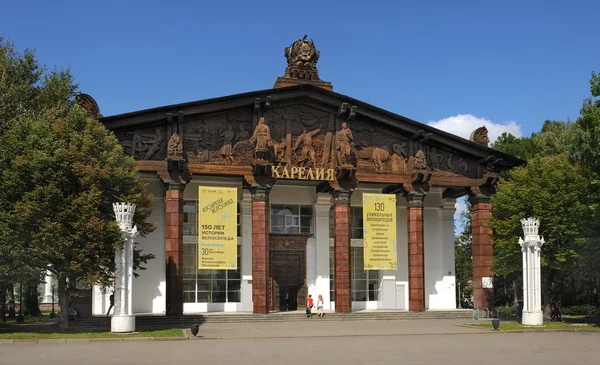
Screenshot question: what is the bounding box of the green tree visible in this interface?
[492,133,538,161]
[490,155,591,308]
[0,108,155,329]
[0,37,75,133]
[0,37,78,322]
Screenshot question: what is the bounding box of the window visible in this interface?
[328,245,380,303]
[328,207,364,239]
[351,247,380,301]
[271,204,313,234]
[183,200,242,303]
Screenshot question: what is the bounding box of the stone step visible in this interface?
[72,311,474,329]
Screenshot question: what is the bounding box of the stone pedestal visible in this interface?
[111,314,135,333]
[332,189,352,313]
[519,217,545,326]
[406,191,425,312]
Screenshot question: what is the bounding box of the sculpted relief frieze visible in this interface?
[114,103,486,181]
[420,143,479,178]
[183,109,254,165]
[350,120,409,174]
[115,126,167,160]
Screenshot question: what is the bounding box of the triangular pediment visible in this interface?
[103,84,523,185]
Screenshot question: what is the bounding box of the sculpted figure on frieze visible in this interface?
[336,122,355,168]
[250,117,273,162]
[294,126,321,167]
[167,133,183,160]
[219,125,235,165]
[273,137,287,164]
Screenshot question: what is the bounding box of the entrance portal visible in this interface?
[269,235,308,312]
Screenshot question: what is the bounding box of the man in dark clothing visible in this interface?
[106,294,114,317]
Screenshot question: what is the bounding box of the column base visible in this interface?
[521,311,543,326]
[111,314,136,333]
[42,295,54,304]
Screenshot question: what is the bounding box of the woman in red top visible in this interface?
[306,295,314,318]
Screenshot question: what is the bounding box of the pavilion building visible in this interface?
[87,38,521,316]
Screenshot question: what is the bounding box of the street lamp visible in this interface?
[458,282,462,309]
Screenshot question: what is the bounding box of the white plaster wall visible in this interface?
[439,199,457,309]
[422,189,457,310]
[314,193,332,309]
[240,190,253,312]
[132,176,166,314]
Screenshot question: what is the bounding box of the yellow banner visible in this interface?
[198,186,237,270]
[363,193,397,270]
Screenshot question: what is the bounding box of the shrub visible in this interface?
[560,305,600,316]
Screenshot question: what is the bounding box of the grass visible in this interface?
[0,329,184,339]
[471,321,600,331]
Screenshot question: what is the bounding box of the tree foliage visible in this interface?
[491,155,591,304]
[0,38,155,328]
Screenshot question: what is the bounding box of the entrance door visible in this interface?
[271,253,303,311]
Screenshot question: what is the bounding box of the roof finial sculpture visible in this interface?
[470,126,490,146]
[274,36,332,90]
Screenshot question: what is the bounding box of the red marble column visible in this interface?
[469,194,494,310]
[251,185,270,314]
[406,191,425,312]
[165,183,184,317]
[332,188,352,313]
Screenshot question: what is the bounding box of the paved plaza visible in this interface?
[1,320,598,364]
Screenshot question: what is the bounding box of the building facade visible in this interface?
[90,38,521,315]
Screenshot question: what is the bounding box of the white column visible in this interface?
[519,217,544,326]
[42,270,54,304]
[306,237,317,296]
[111,202,138,333]
[240,190,253,312]
[314,193,332,309]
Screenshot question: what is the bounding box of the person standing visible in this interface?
[106,293,114,317]
[306,295,314,318]
[316,294,324,318]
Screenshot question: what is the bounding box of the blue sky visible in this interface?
[3,1,598,228]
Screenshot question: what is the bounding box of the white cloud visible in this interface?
[427,114,522,144]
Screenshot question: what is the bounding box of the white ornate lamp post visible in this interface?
[111,202,138,333]
[519,217,545,326]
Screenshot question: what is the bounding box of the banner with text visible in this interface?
[363,193,397,270]
[198,186,237,270]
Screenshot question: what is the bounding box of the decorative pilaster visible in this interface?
[469,193,494,310]
[332,188,352,313]
[519,218,544,326]
[406,191,425,312]
[250,184,271,314]
[165,182,185,317]
[111,202,138,333]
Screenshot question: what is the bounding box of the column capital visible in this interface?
[249,184,271,202]
[405,191,426,208]
[332,188,352,206]
[164,181,186,192]
[468,192,491,206]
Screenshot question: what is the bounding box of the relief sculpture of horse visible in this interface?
[355,144,406,173]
